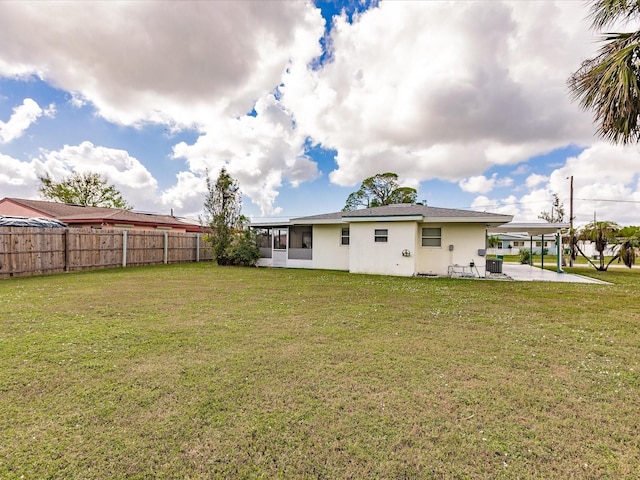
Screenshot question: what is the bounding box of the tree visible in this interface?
[487,235,501,248]
[539,194,573,264]
[39,172,132,209]
[202,167,247,265]
[568,0,640,144]
[538,194,566,223]
[574,220,621,271]
[343,172,417,211]
[616,225,639,267]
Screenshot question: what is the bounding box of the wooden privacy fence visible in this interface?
[0,227,212,278]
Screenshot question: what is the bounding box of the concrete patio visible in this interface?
[499,263,609,284]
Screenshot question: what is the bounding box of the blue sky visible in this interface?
[1,1,639,225]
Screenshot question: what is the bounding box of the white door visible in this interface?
[272,227,288,267]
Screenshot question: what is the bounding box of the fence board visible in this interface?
[0,227,212,278]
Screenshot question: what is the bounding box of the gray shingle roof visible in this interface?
[291,204,512,223]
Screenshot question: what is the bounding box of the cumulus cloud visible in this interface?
[0,2,326,215]
[471,143,640,225]
[36,141,161,212]
[459,174,513,194]
[2,1,636,221]
[171,94,320,215]
[0,152,42,198]
[282,1,598,186]
[0,98,43,143]
[525,173,548,189]
[0,2,323,127]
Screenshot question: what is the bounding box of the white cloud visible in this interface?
[471,194,520,217]
[282,1,598,187]
[0,152,42,198]
[160,171,208,217]
[525,173,548,189]
[0,2,324,128]
[472,143,640,225]
[37,141,161,212]
[0,98,43,143]
[459,173,513,194]
[171,94,320,215]
[2,1,637,222]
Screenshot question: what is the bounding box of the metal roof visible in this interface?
[0,215,67,228]
[488,222,569,235]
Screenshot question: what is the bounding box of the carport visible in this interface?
[488,222,570,273]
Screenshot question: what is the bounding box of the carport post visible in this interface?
[556,230,563,273]
[529,236,533,266]
[541,234,544,269]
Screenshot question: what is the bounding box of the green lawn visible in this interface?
[1,264,639,478]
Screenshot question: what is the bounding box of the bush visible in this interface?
[225,229,260,267]
[519,249,532,264]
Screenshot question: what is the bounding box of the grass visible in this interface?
[1,263,639,478]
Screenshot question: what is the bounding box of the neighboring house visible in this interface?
[491,232,558,255]
[250,204,513,277]
[0,197,202,233]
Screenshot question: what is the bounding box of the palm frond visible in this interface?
[590,0,640,30]
[569,31,640,144]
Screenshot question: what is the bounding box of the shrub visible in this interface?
[225,229,260,267]
[519,249,532,264]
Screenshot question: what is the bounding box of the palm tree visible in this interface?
[574,221,620,271]
[568,1,640,144]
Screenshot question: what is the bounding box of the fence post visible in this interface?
[164,232,168,264]
[122,230,128,267]
[64,229,69,272]
[196,234,200,262]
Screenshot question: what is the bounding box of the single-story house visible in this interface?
[250,204,513,277]
[490,232,558,255]
[0,197,202,233]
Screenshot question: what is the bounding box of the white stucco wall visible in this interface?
[311,224,349,271]
[414,223,487,276]
[349,221,417,276]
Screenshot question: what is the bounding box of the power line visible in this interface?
[575,198,640,204]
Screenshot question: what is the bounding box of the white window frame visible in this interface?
[374,229,388,243]
[341,227,350,246]
[421,227,442,247]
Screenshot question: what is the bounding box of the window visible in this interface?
[341,227,350,246]
[535,241,549,247]
[289,226,312,249]
[513,241,525,247]
[421,227,441,247]
[374,229,388,243]
[255,228,272,249]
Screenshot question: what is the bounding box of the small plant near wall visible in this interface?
[519,249,532,265]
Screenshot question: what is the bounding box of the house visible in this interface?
[0,197,202,233]
[250,204,513,277]
[490,232,558,255]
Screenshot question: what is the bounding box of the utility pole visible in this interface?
[569,175,574,267]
